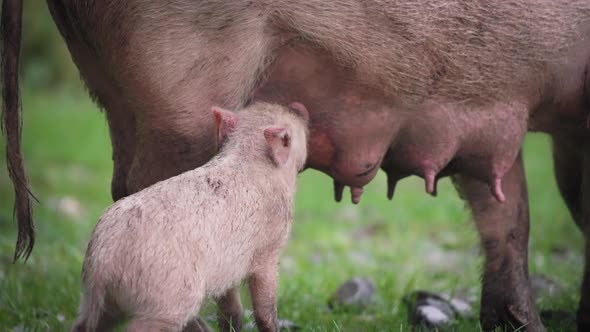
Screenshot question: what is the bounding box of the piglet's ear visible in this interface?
[212,107,238,147]
[264,126,292,166]
[287,102,309,122]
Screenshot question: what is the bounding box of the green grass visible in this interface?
[0,86,583,331]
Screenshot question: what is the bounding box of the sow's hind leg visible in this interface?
[124,20,274,193]
[117,7,275,332]
[552,134,590,331]
[453,151,543,332]
[104,107,136,202]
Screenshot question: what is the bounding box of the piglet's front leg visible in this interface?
[248,262,280,332]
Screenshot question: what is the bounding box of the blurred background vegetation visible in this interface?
[20,2,79,90]
[0,2,584,331]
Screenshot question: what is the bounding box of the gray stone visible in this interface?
[530,274,565,300]
[328,277,376,309]
[244,319,300,331]
[405,291,456,329]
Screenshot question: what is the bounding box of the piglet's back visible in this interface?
[83,155,290,299]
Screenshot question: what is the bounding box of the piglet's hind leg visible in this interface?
[217,286,243,332]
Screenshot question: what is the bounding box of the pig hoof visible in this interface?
[328,277,375,309]
[480,302,544,332]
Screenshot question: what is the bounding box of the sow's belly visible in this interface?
[252,45,537,204]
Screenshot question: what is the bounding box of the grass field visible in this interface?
[0,85,584,331]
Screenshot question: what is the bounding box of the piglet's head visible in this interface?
[259,102,309,172]
[212,106,238,147]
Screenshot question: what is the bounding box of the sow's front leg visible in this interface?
[453,152,543,331]
[577,149,590,332]
[552,134,590,331]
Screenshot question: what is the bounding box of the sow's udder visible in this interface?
[380,101,529,203]
[305,101,528,205]
[253,45,529,204]
[252,46,398,204]
[306,124,390,204]
[303,101,398,204]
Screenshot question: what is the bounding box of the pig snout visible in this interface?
[288,102,310,122]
